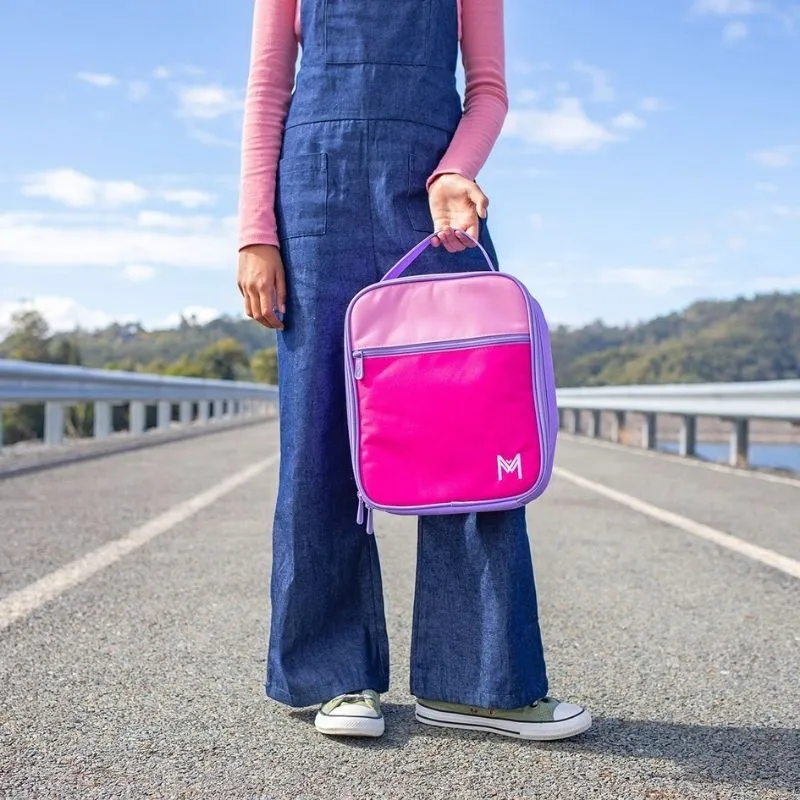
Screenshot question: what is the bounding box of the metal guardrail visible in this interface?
[556,380,800,467]
[0,359,278,450]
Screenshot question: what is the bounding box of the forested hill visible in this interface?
[49,315,277,370]
[2,291,798,387]
[551,292,800,386]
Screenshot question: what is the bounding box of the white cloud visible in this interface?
[153,66,172,80]
[159,189,216,208]
[597,267,702,294]
[611,112,646,130]
[0,211,237,271]
[692,0,768,14]
[128,81,150,102]
[77,72,119,88]
[755,181,778,192]
[530,213,544,229]
[22,169,148,208]
[155,306,222,329]
[752,145,798,167]
[676,253,718,267]
[0,296,134,334]
[572,61,615,102]
[123,264,157,282]
[723,20,750,40]
[177,84,243,119]
[503,98,621,152]
[728,236,747,249]
[640,97,664,112]
[19,170,216,210]
[0,297,228,336]
[136,210,215,229]
[189,129,240,149]
[770,204,800,219]
[749,274,800,291]
[516,89,541,106]
[512,60,552,75]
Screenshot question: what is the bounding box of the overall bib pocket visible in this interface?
[275,153,328,240]
[325,0,432,66]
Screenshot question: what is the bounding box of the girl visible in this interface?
[237,0,592,741]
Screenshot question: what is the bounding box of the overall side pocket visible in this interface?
[407,153,435,234]
[275,153,328,240]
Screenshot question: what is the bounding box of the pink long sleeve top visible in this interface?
[238,0,508,250]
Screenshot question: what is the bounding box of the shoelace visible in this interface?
[328,692,376,712]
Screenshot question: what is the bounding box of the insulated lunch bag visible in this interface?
[344,231,558,534]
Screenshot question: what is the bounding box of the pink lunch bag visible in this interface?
[344,231,558,534]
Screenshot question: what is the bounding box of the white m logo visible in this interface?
[497,453,522,481]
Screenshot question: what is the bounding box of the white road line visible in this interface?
[0,455,280,631]
[554,466,800,581]
[557,432,800,489]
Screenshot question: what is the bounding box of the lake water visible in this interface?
[658,441,800,474]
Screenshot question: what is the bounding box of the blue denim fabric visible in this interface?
[266,0,549,709]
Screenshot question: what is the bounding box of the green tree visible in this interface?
[1,311,52,444]
[0,310,50,361]
[250,347,278,385]
[195,337,250,381]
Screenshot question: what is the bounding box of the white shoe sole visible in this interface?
[414,703,592,741]
[314,711,385,737]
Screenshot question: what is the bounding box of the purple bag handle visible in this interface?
[381,230,499,282]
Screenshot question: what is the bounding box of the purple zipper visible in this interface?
[343,271,557,532]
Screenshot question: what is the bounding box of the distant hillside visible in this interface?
[3,292,798,387]
[41,316,277,369]
[550,292,800,386]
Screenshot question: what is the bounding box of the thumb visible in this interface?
[470,186,489,219]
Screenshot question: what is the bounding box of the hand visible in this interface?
[237,244,286,330]
[428,173,489,253]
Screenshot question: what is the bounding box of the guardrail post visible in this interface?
[230,399,239,417]
[730,419,749,467]
[157,401,171,431]
[611,411,626,444]
[44,402,65,446]
[567,409,582,435]
[179,401,192,425]
[0,409,4,454]
[198,401,210,423]
[642,413,657,450]
[588,410,602,438]
[129,401,146,436]
[557,408,564,430]
[211,400,221,420]
[93,402,113,439]
[680,415,697,457]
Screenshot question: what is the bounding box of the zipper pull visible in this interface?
[354,351,364,380]
[366,506,374,536]
[356,494,365,525]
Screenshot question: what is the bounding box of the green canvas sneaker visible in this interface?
[314,690,385,737]
[415,696,591,741]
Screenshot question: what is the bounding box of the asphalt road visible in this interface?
[1,422,798,799]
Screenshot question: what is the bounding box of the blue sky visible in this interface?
[1,0,798,334]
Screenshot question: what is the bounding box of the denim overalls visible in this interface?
[269,0,549,709]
